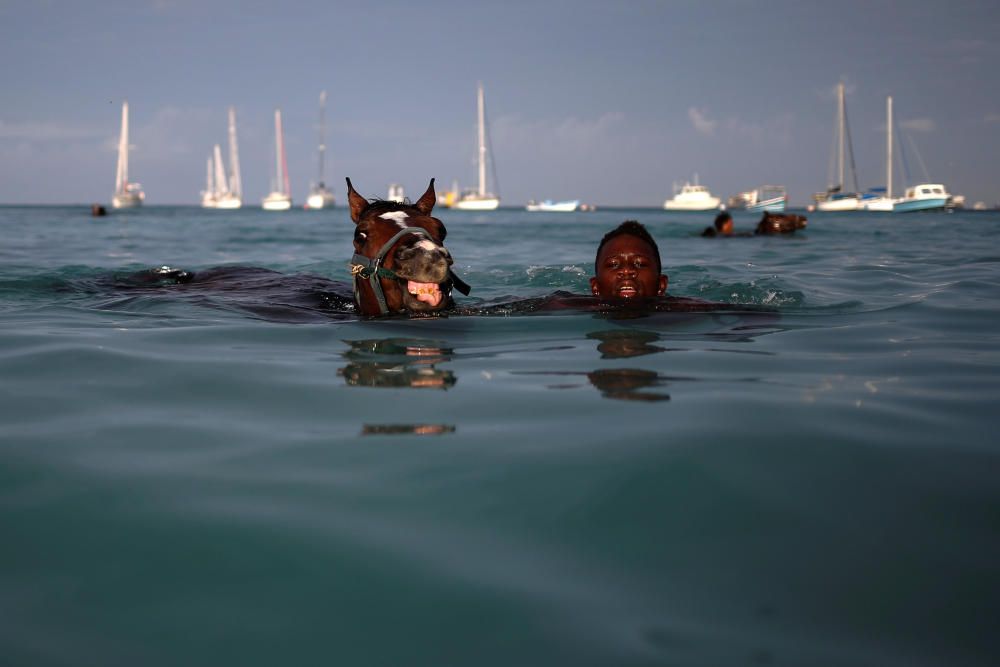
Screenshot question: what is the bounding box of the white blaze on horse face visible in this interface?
[379,211,409,223]
[414,238,439,252]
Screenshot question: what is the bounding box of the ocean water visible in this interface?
[1,204,999,666]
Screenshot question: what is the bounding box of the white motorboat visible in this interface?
[261,108,292,211]
[894,184,950,213]
[453,83,500,210]
[306,91,335,210]
[663,176,721,211]
[111,101,145,209]
[526,199,580,212]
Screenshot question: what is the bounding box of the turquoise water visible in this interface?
[2,204,999,666]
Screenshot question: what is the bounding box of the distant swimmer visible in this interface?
[701,211,750,237]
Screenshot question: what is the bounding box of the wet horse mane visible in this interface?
[358,198,419,216]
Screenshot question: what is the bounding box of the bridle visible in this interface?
[349,226,470,315]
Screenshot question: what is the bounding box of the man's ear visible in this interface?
[658,274,668,296]
[590,277,600,296]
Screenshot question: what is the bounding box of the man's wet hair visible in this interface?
[595,220,662,273]
[714,211,732,231]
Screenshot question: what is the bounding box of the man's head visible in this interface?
[590,221,667,299]
[714,212,733,236]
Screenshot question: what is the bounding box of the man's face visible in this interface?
[590,234,667,299]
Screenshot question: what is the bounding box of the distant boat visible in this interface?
[858,96,897,212]
[306,91,335,210]
[663,175,721,211]
[261,108,292,211]
[111,101,144,209]
[453,82,500,210]
[200,154,217,208]
[891,99,950,213]
[215,106,243,209]
[387,183,405,203]
[815,82,860,212]
[731,185,787,213]
[526,199,580,212]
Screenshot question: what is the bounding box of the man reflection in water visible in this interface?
[590,220,667,299]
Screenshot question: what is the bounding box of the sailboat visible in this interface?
[453,82,500,210]
[815,82,860,212]
[306,91,336,210]
[200,153,217,208]
[215,107,242,209]
[261,108,292,211]
[859,96,897,212]
[891,100,950,213]
[111,101,145,208]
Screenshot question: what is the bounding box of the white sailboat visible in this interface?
[859,96,897,212]
[215,106,243,209]
[261,108,292,211]
[306,91,336,210]
[200,154,217,208]
[453,82,500,211]
[111,101,144,208]
[815,82,860,212]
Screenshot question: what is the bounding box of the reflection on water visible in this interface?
[361,424,456,436]
[586,368,671,402]
[339,338,457,434]
[587,329,667,358]
[338,338,456,390]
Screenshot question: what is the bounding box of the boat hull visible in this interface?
[859,197,896,212]
[746,196,787,213]
[526,200,579,212]
[454,197,500,211]
[893,197,948,213]
[306,192,336,210]
[262,193,292,211]
[214,196,242,209]
[817,197,859,212]
[663,199,720,211]
[112,193,143,209]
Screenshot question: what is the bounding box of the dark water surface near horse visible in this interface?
[2,205,999,666]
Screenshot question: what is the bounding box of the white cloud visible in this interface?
[900,118,935,132]
[688,107,716,136]
[0,119,103,141]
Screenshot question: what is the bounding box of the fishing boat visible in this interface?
[858,96,897,212]
[525,199,580,212]
[815,82,860,212]
[663,175,721,211]
[453,83,500,210]
[306,91,335,210]
[111,101,144,208]
[744,185,787,213]
[261,108,292,211]
[214,107,242,209]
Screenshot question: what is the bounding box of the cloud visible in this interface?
[687,107,716,136]
[0,119,103,141]
[985,113,1000,124]
[900,118,935,132]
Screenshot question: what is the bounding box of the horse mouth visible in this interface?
[400,278,450,311]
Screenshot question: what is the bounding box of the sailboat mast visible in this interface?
[116,101,129,192]
[273,109,283,194]
[206,156,213,193]
[887,96,893,199]
[213,144,227,195]
[275,109,290,197]
[837,82,845,189]
[227,107,242,198]
[477,83,486,197]
[317,91,327,185]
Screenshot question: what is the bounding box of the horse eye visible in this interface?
[354,230,367,243]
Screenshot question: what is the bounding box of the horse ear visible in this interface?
[346,177,367,223]
[414,178,436,215]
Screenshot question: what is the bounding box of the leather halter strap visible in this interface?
[349,226,471,315]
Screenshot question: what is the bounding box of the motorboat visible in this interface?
[663,177,721,211]
[525,199,580,212]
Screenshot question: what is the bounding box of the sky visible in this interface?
[1,0,998,207]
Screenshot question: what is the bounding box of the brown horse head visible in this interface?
[755,211,808,235]
[347,178,468,316]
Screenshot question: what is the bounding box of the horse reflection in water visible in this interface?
[338,338,456,435]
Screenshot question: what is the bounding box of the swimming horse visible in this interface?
[347,177,470,316]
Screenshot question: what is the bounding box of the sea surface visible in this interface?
[2,204,999,666]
